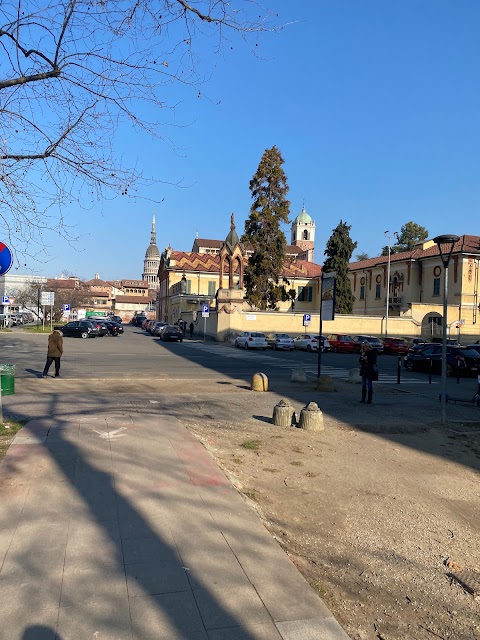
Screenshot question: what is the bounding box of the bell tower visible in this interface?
[291,206,315,262]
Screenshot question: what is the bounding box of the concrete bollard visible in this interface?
[272,399,296,427]
[291,368,307,382]
[298,402,324,432]
[251,372,268,392]
[348,368,362,384]
[314,375,335,392]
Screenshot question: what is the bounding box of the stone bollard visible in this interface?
[348,368,362,384]
[298,402,324,432]
[314,375,335,392]
[272,399,296,427]
[251,372,268,392]
[291,368,307,383]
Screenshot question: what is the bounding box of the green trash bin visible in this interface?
[0,364,15,396]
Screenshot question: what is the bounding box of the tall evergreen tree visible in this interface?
[323,220,357,314]
[242,146,290,309]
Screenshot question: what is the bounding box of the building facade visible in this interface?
[142,216,160,289]
[348,235,480,338]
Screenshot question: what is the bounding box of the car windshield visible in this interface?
[251,333,265,338]
[276,334,290,338]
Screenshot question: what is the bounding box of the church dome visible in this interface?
[294,207,313,224]
[145,243,160,259]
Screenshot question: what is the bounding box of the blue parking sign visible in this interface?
[202,303,209,318]
[303,313,311,326]
[63,304,71,312]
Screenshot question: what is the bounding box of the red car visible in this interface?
[383,337,409,355]
[327,334,356,353]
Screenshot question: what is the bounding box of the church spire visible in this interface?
[150,215,156,245]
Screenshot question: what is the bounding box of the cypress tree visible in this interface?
[242,146,290,309]
[323,220,357,314]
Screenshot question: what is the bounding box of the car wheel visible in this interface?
[180,338,183,342]
[404,360,414,372]
[244,342,248,350]
[307,344,312,352]
[81,331,88,339]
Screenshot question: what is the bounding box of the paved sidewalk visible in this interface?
[0,413,349,640]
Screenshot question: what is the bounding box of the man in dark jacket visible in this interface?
[42,328,64,378]
[359,342,378,404]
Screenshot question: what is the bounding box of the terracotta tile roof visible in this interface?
[283,259,322,279]
[193,238,303,256]
[46,279,80,289]
[90,290,109,297]
[349,235,480,270]
[168,251,320,280]
[194,239,223,249]
[85,278,112,287]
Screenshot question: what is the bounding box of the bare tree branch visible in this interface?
[0,0,279,259]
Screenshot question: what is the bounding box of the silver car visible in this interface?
[234,332,268,350]
[267,333,295,350]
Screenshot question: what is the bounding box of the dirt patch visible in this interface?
[184,411,480,640]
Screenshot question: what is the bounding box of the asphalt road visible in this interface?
[0,325,446,387]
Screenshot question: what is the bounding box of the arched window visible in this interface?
[303,230,309,240]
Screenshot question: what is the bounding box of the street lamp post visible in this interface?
[433,234,460,426]
[385,231,392,338]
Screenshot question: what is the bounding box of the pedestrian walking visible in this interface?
[42,327,63,378]
[359,342,378,404]
[189,322,194,338]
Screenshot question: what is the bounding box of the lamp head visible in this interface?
[433,234,460,267]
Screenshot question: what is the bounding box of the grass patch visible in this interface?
[241,439,261,451]
[292,446,303,453]
[291,460,303,466]
[0,328,13,332]
[0,417,28,460]
[305,471,317,478]
[232,457,244,464]
[311,579,330,599]
[23,326,52,333]
[243,489,259,502]
[0,417,27,437]
[263,468,280,473]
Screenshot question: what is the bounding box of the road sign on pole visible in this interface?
[41,292,55,306]
[201,303,210,318]
[0,242,13,276]
[303,313,311,326]
[1,296,8,304]
[63,304,71,312]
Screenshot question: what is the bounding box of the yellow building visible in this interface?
[348,235,480,339]
[157,216,321,326]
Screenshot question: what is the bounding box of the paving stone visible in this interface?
[129,591,205,639]
[0,606,58,639]
[193,583,272,630]
[122,535,179,565]
[57,597,132,640]
[126,560,191,597]
[207,623,283,640]
[60,562,128,606]
[275,616,351,640]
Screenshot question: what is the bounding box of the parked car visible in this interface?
[294,334,330,352]
[59,320,98,338]
[146,320,157,334]
[152,322,168,336]
[427,337,460,346]
[234,332,268,350]
[267,333,295,350]
[159,325,184,342]
[110,315,123,324]
[131,314,146,327]
[383,337,409,355]
[96,320,123,336]
[86,319,109,336]
[141,318,149,330]
[327,334,356,353]
[403,344,480,376]
[352,335,384,353]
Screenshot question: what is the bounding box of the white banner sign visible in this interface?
[41,291,55,306]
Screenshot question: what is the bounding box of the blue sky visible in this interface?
[17,0,480,280]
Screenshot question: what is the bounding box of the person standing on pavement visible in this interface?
[42,327,63,378]
[359,342,378,404]
[189,322,194,338]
